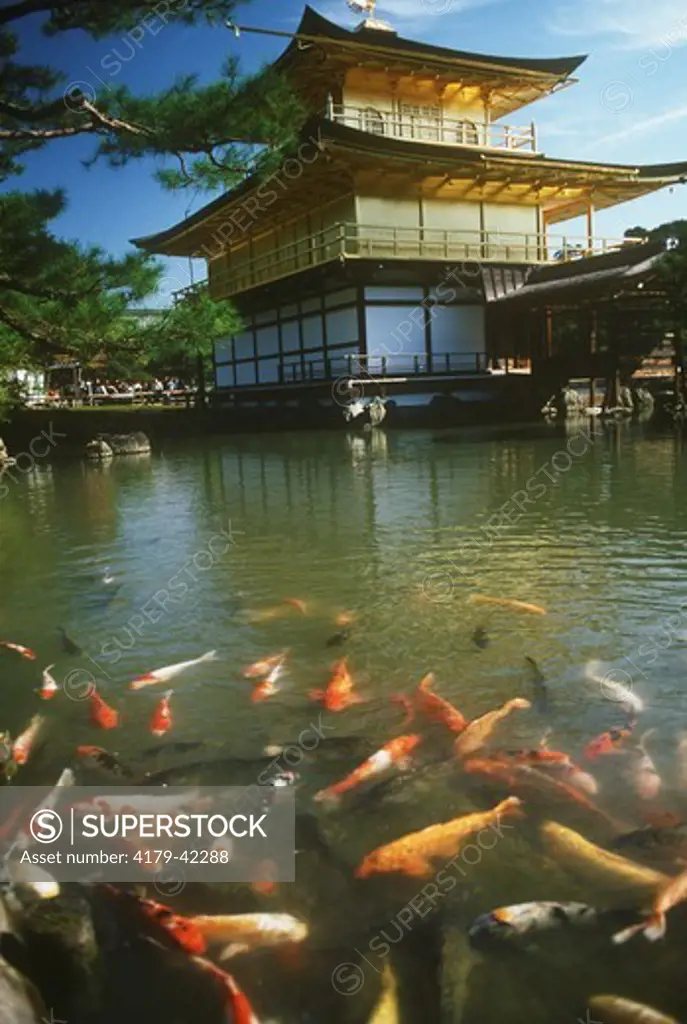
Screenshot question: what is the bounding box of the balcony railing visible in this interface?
[326,102,537,152]
[204,222,645,300]
[278,351,491,384]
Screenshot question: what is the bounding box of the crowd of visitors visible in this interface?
[40,377,194,406]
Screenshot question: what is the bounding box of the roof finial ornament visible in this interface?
[346,0,395,33]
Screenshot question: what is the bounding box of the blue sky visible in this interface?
[7,0,687,303]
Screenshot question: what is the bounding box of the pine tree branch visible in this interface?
[0,0,63,27]
[0,301,66,352]
[0,122,97,141]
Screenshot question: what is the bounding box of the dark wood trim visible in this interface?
[357,284,367,359]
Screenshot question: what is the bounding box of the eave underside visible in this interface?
[134,136,687,258]
[275,6,585,120]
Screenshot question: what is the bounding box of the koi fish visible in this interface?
[12,715,45,765]
[454,698,532,760]
[524,656,548,712]
[355,796,523,879]
[251,654,286,703]
[368,964,399,1024]
[613,861,687,943]
[676,731,687,788]
[466,758,614,827]
[149,691,173,737]
[314,735,422,804]
[335,611,356,628]
[105,887,207,954]
[284,598,308,615]
[539,821,669,898]
[193,956,261,1024]
[10,766,74,852]
[57,627,81,655]
[89,690,119,730]
[585,661,644,716]
[611,822,687,857]
[415,673,466,734]
[589,996,679,1024]
[584,721,636,760]
[8,860,60,899]
[39,664,59,700]
[626,730,661,801]
[242,651,287,680]
[130,650,217,690]
[507,746,599,797]
[191,913,308,960]
[75,746,139,780]
[326,628,351,647]
[309,658,363,712]
[471,625,489,650]
[0,642,36,660]
[468,595,547,616]
[468,901,638,950]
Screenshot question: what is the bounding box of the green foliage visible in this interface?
[1,1,303,190]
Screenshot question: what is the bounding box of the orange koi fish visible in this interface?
[89,690,119,730]
[284,598,308,615]
[468,595,547,616]
[334,610,356,628]
[149,690,173,737]
[194,957,261,1024]
[242,651,287,680]
[39,664,59,700]
[454,698,532,760]
[12,714,45,765]
[390,693,416,727]
[0,641,36,660]
[614,862,687,943]
[415,673,466,734]
[584,721,636,760]
[314,735,422,803]
[356,796,523,879]
[309,658,363,712]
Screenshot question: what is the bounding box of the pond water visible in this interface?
[2,422,687,1023]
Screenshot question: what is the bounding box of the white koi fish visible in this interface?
[129,651,217,690]
[585,661,644,716]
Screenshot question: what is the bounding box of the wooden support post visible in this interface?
[586,200,594,254]
[589,309,598,409]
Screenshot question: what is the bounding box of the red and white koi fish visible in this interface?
[314,735,422,803]
[0,642,36,660]
[613,863,687,943]
[130,650,217,690]
[309,658,363,712]
[89,690,119,730]
[251,654,287,703]
[584,721,636,760]
[12,715,45,765]
[39,664,59,700]
[242,651,287,680]
[415,673,467,734]
[104,887,207,954]
[627,730,662,802]
[149,690,173,737]
[194,957,261,1024]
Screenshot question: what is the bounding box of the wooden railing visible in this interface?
[278,351,490,384]
[199,223,646,301]
[326,102,538,152]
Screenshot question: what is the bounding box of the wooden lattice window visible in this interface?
[399,103,442,140]
[455,119,480,145]
[362,107,385,135]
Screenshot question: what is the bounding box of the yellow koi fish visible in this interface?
[468,595,547,616]
[540,821,669,898]
[356,796,523,879]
